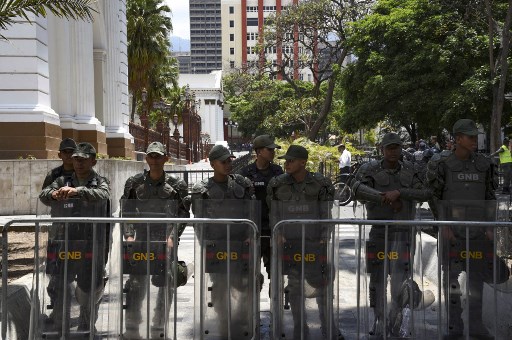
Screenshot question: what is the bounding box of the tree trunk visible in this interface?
[308,49,348,141]
[489,0,512,152]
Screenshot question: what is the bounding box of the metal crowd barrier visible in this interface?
[272,218,512,340]
[3,216,512,339]
[1,217,259,340]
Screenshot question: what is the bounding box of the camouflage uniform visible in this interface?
[121,170,190,337]
[267,170,335,338]
[39,168,110,332]
[352,154,431,336]
[425,129,508,336]
[191,173,254,337]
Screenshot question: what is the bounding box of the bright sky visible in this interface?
[166,0,190,40]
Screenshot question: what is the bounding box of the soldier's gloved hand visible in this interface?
[52,186,78,200]
[391,200,402,213]
[380,190,400,205]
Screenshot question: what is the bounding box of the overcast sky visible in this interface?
[166,0,190,40]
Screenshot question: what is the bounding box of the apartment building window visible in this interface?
[247,6,258,12]
[230,61,235,69]
[230,48,234,55]
[246,32,258,41]
[230,20,234,27]
[229,6,234,14]
[230,34,234,41]
[247,18,258,26]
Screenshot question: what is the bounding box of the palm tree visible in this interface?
[0,0,96,37]
[127,0,173,122]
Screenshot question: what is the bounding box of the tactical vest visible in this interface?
[499,145,512,164]
[197,174,250,199]
[241,162,282,227]
[363,160,416,220]
[131,173,179,200]
[441,154,488,201]
[270,172,331,202]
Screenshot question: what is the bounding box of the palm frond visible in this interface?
[0,0,97,35]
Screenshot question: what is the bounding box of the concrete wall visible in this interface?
[0,159,185,215]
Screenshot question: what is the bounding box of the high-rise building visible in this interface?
[189,0,223,73]
[221,0,314,81]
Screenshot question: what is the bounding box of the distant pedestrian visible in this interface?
[338,144,351,175]
[491,137,512,194]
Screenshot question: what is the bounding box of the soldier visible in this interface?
[239,135,283,283]
[121,141,190,339]
[40,138,77,321]
[42,138,77,189]
[39,142,110,334]
[350,132,434,338]
[267,145,342,339]
[426,119,509,339]
[191,144,255,338]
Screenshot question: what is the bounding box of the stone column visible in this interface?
[0,14,62,159]
[59,19,107,155]
[104,0,134,158]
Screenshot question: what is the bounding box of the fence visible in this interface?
[2,214,512,339]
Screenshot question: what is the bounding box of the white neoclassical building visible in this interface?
[178,71,226,143]
[0,1,132,159]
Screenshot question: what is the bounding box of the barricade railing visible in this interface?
[1,217,259,340]
[3,217,511,339]
[272,218,512,340]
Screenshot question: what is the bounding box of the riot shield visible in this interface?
[437,200,510,339]
[270,201,339,340]
[193,199,260,339]
[30,198,110,339]
[117,199,185,340]
[353,201,435,339]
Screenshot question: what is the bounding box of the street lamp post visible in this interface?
[173,113,180,160]
[224,120,238,148]
[141,88,149,151]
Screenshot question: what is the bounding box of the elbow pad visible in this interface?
[351,181,383,204]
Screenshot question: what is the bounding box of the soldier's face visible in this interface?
[145,153,168,170]
[211,158,233,176]
[382,144,401,162]
[284,158,306,174]
[456,134,477,152]
[257,147,276,162]
[58,149,74,166]
[72,156,96,178]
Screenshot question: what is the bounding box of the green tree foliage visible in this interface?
[339,0,512,143]
[0,0,96,38]
[224,72,328,138]
[261,0,373,141]
[127,0,177,121]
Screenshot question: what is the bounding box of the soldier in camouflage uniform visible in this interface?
[239,135,283,282]
[426,119,508,339]
[121,142,190,339]
[40,138,77,321]
[267,145,342,339]
[39,142,110,333]
[351,132,434,338]
[191,144,254,338]
[42,138,77,189]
